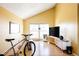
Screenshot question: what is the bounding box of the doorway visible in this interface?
[29,24,49,41]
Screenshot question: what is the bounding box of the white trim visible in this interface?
[0,0,79,3]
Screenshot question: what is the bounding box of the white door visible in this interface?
[39,24,49,40]
[30,24,40,40]
[30,24,49,40]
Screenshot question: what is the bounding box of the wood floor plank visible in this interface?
[6,41,71,56]
[34,41,70,56]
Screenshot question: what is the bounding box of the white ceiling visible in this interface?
[0,3,56,19]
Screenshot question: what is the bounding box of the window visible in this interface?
[9,22,20,34]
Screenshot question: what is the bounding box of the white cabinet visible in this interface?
[48,36,71,50]
[55,38,71,50]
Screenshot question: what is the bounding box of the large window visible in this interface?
[9,22,20,34]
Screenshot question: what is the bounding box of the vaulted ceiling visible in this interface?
[0,3,56,19]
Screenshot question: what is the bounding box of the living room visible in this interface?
[0,3,79,56]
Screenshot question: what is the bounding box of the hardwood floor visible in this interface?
[34,41,70,56]
[6,41,71,56]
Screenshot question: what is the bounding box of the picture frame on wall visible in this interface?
[9,21,20,34]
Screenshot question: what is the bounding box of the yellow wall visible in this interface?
[23,8,55,33]
[0,7,23,53]
[78,4,79,55]
[55,4,78,55]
